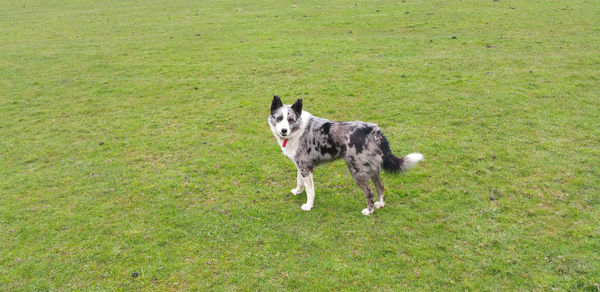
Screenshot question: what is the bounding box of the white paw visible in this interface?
[374,201,385,209]
[291,188,303,195]
[301,203,313,211]
[362,208,374,216]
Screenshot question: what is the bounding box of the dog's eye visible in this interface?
[276,116,283,122]
[288,118,294,123]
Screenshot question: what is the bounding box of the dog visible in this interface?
[268,95,423,215]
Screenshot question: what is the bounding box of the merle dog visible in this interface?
[268,95,423,215]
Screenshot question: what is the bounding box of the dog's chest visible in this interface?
[281,139,299,159]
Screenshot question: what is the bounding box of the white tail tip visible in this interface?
[404,153,424,169]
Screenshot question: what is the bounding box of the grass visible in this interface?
[1,0,599,290]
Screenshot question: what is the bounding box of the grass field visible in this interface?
[1,0,599,290]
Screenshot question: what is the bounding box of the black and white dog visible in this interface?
[268,95,424,215]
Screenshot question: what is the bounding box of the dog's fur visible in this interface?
[268,95,423,215]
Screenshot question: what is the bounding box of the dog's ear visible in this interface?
[291,98,303,115]
[271,95,283,114]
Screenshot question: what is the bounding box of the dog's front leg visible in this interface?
[291,168,304,195]
[300,172,314,211]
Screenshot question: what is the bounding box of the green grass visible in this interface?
[1,0,599,290]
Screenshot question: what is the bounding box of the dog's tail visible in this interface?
[380,138,423,173]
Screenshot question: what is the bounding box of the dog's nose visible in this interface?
[281,128,288,134]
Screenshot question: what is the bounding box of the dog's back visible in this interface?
[295,118,419,178]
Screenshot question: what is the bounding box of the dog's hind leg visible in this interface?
[372,173,385,209]
[351,174,375,216]
[346,157,376,215]
[291,168,304,195]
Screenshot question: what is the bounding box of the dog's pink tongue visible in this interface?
[282,139,288,147]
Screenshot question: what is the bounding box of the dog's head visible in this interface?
[268,95,303,139]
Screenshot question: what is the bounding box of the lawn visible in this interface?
[1,0,599,290]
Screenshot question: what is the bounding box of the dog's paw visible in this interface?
[301,203,313,211]
[374,201,385,209]
[291,188,303,195]
[361,208,374,216]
